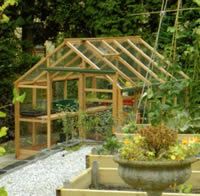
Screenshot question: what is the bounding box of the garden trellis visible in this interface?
[14,36,188,159]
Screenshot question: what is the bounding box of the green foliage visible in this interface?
[178,184,193,193]
[79,110,113,139]
[0,146,6,156]
[102,136,121,154]
[0,0,18,23]
[145,79,191,129]
[0,112,7,156]
[167,142,199,161]
[120,134,155,161]
[193,0,200,6]
[119,125,200,161]
[0,126,8,137]
[58,105,78,141]
[122,121,137,134]
[0,187,8,196]
[96,136,121,155]
[12,88,26,104]
[0,111,6,118]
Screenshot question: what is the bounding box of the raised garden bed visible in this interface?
[56,165,200,196]
[86,154,200,172]
[115,133,200,141]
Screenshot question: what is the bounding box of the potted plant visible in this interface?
[114,125,200,196]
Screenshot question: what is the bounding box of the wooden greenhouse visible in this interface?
[14,36,188,159]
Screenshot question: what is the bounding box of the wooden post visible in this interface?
[47,58,52,149]
[112,73,118,133]
[64,80,67,99]
[117,88,123,130]
[78,61,86,139]
[15,86,20,158]
[32,88,37,146]
[91,161,99,189]
[92,76,97,98]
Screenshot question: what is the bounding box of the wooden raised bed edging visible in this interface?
[86,154,200,180]
[56,166,200,196]
[115,133,200,141]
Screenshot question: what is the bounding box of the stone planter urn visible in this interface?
[114,156,197,196]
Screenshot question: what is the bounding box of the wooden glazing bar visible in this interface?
[86,99,112,103]
[51,49,74,67]
[112,74,118,133]
[139,38,189,79]
[91,76,97,97]
[127,39,175,79]
[32,88,37,145]
[14,86,20,158]
[32,49,74,83]
[79,74,86,139]
[47,58,52,149]
[66,75,80,80]
[85,41,135,86]
[18,84,47,89]
[117,88,123,127]
[115,42,164,83]
[15,41,66,84]
[66,41,122,89]
[19,117,47,123]
[113,40,164,83]
[117,57,151,85]
[51,73,77,82]
[50,55,80,79]
[102,40,120,54]
[15,58,46,84]
[64,81,67,99]
[85,88,113,93]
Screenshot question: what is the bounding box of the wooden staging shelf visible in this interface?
[19,106,109,122]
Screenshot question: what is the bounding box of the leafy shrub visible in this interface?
[122,121,137,134]
[96,136,121,155]
[119,125,200,161]
[138,125,178,155]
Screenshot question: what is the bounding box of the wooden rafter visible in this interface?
[15,41,66,85]
[139,38,189,79]
[27,50,76,84]
[65,41,122,89]
[113,40,164,83]
[51,55,80,79]
[103,40,151,85]
[127,39,175,79]
[85,41,136,86]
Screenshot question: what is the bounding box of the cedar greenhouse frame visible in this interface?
[14,36,188,159]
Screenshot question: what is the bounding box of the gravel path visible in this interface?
[0,146,92,196]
